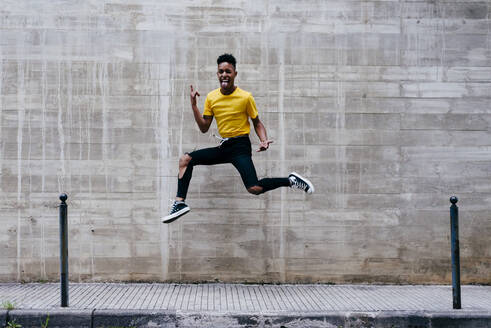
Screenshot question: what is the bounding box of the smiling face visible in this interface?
[217,62,237,94]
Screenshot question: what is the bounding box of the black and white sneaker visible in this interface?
[289,172,314,194]
[162,201,190,224]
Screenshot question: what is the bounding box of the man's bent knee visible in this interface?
[179,154,192,168]
[247,186,263,195]
[178,154,192,178]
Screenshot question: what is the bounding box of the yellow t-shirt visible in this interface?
[203,87,258,138]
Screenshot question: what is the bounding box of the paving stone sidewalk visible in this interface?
[0,283,490,312]
[0,283,490,327]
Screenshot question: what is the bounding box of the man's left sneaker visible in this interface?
[161,201,190,224]
[289,172,314,194]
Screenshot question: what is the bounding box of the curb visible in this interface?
[428,311,491,328]
[173,311,491,328]
[0,311,7,327]
[93,309,176,328]
[3,309,491,328]
[6,309,92,328]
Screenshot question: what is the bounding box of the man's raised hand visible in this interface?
[190,85,200,106]
[257,140,273,152]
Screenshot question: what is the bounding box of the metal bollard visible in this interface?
[59,193,69,307]
[450,196,461,309]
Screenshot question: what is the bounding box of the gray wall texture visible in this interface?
[1,0,490,284]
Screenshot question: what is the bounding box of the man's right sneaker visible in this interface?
[161,201,190,224]
[289,172,315,194]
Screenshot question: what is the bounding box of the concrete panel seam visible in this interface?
[91,308,95,328]
[5,309,10,328]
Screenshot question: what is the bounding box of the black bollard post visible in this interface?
[59,193,69,307]
[450,196,461,309]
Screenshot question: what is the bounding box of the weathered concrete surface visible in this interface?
[0,1,490,283]
[4,310,491,328]
[7,309,92,328]
[0,310,7,327]
[93,309,176,328]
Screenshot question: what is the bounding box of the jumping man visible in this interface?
[162,53,314,223]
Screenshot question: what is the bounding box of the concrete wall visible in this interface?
[1,0,490,284]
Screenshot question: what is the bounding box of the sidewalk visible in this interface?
[1,283,490,327]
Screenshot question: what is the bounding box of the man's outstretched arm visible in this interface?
[252,116,273,152]
[190,85,213,133]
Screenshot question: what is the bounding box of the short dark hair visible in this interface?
[217,53,236,69]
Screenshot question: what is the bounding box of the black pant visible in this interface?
[176,136,290,199]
